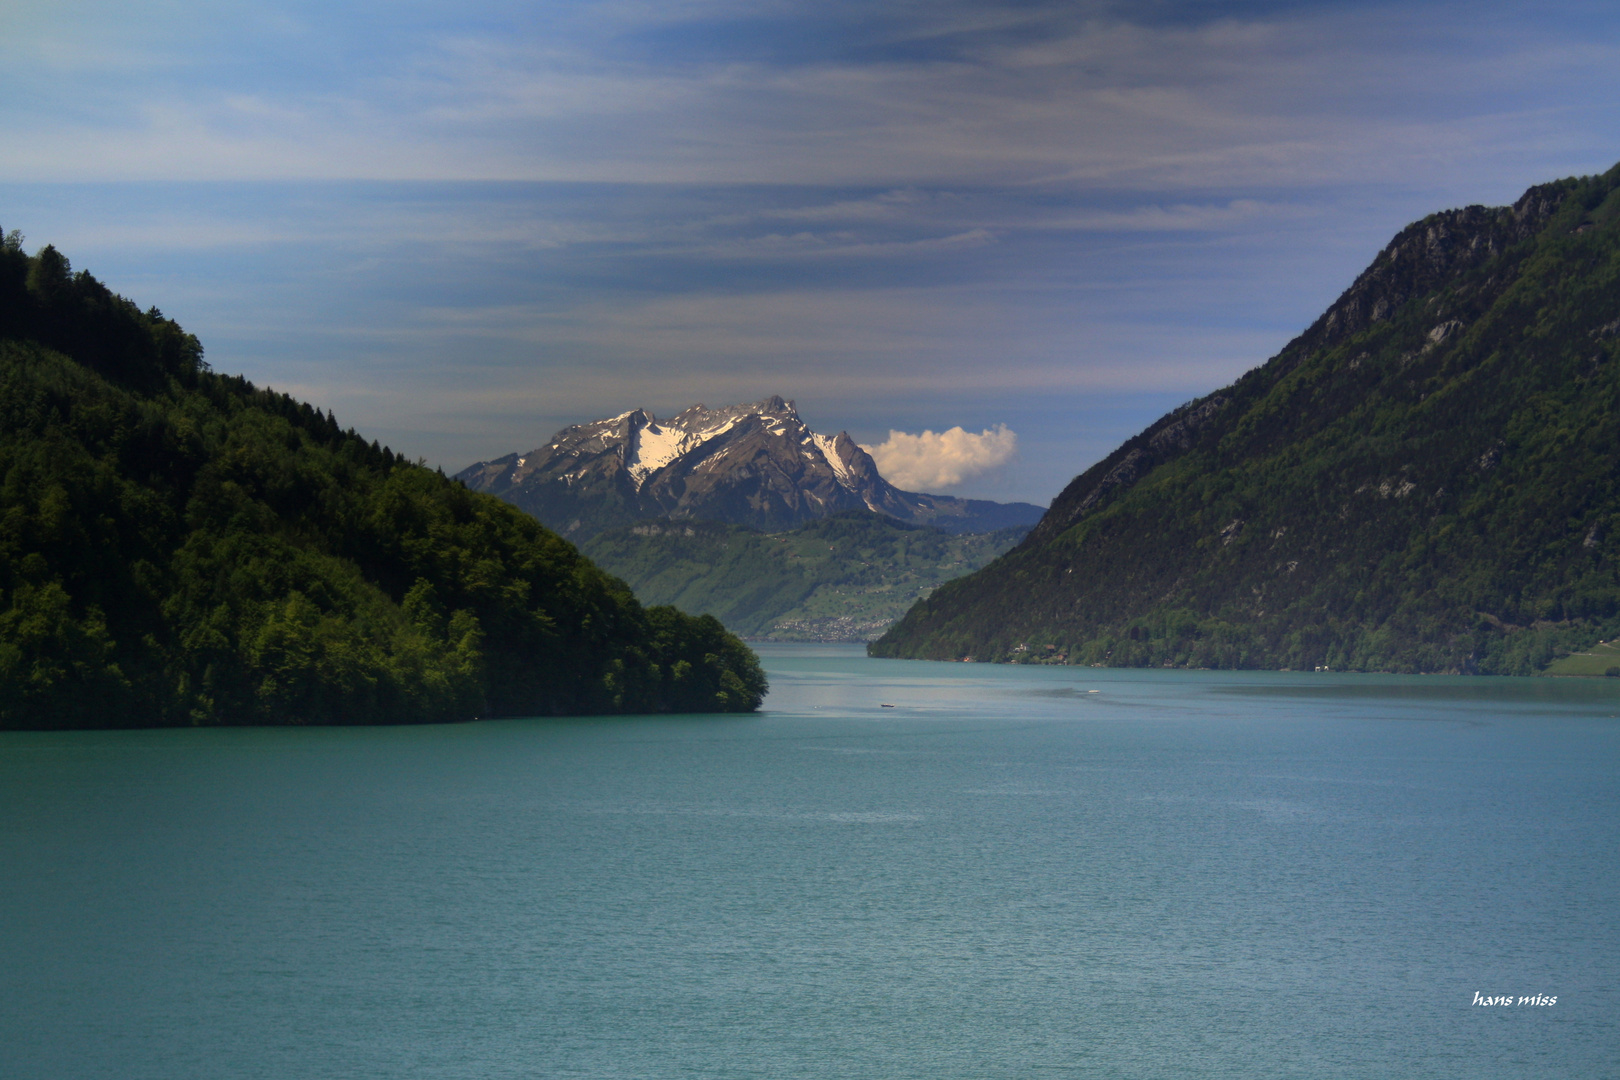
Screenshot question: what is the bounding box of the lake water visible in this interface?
[3,644,1618,1078]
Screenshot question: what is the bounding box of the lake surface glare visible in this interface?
[3,644,1618,1078]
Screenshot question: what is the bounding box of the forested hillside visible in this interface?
[874,165,1620,675]
[0,232,766,727]
[582,512,1026,640]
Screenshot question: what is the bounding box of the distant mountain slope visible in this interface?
[456,396,1043,539]
[581,511,1027,641]
[0,237,766,728]
[873,163,1620,675]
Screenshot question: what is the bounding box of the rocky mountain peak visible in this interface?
[455,397,1044,538]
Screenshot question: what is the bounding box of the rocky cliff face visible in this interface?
[1299,183,1563,352]
[456,396,1043,538]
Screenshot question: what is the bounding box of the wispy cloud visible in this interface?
[4,1,1618,186]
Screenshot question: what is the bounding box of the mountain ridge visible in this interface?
[456,395,1043,539]
[1023,179,1571,553]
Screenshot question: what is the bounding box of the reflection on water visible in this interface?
[1210,674,1620,709]
[2,644,1616,1080]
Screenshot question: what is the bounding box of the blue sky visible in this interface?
[3,0,1619,504]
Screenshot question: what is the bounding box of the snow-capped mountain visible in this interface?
[455,395,1044,538]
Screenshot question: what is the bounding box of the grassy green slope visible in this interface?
[0,237,766,727]
[582,511,1027,640]
[1543,640,1620,677]
[873,165,1620,675]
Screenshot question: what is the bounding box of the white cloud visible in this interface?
[861,424,1018,491]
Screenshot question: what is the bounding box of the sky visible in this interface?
[2,0,1619,505]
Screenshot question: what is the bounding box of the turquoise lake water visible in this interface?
[3,644,1618,1078]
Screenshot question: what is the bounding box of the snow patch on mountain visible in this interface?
[626,422,684,485]
[625,412,749,487]
[812,432,853,487]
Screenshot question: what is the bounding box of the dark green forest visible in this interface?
[874,165,1620,675]
[582,512,1026,640]
[0,231,766,727]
